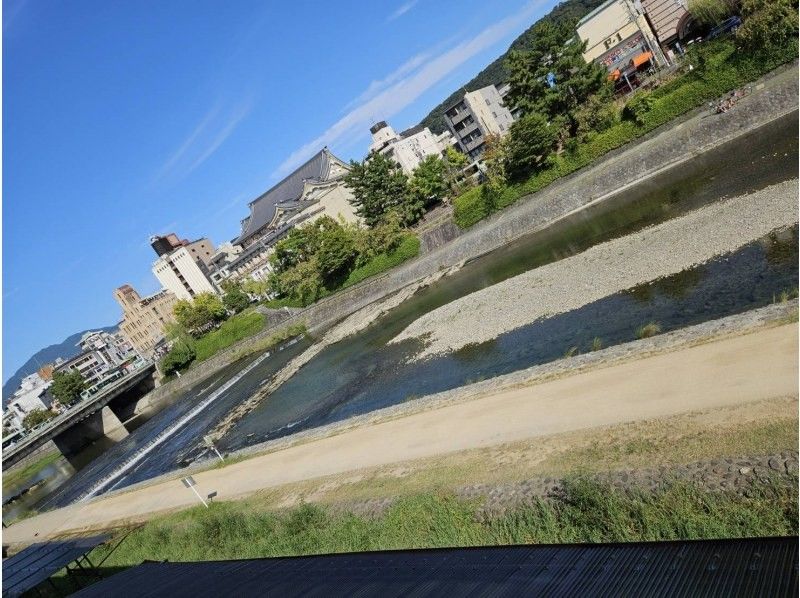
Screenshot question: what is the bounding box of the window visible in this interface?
[485,99,491,106]
[492,111,497,118]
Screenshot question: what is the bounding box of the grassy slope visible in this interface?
[453,39,798,228]
[3,451,63,491]
[193,310,266,362]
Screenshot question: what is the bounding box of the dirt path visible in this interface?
[4,322,797,547]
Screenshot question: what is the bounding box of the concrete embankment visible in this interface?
[393,180,799,357]
[137,66,799,411]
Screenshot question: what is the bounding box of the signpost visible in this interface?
[181,476,208,508]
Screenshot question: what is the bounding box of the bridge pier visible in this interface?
[52,406,130,469]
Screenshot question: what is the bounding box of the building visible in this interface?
[225,148,358,283]
[368,122,449,175]
[55,331,140,399]
[576,0,667,77]
[6,373,53,430]
[151,234,217,301]
[640,0,695,50]
[115,284,178,358]
[443,84,515,163]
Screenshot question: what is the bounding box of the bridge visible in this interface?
[3,364,157,470]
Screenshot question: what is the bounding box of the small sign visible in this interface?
[181,476,196,488]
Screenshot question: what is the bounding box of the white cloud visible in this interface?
[387,0,419,22]
[274,1,544,178]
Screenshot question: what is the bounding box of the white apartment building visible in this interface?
[443,84,515,163]
[151,236,218,301]
[6,373,53,429]
[368,122,449,175]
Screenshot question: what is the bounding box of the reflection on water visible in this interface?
[8,112,798,515]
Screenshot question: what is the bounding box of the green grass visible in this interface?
[193,310,266,362]
[339,234,421,290]
[83,477,796,569]
[222,322,308,362]
[3,451,62,491]
[261,297,306,310]
[453,39,798,228]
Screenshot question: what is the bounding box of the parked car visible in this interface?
[706,16,742,40]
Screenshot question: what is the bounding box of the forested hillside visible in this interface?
[417,0,605,134]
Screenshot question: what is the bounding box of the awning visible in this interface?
[632,51,653,69]
[608,69,621,81]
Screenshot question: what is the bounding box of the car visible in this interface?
[706,16,742,40]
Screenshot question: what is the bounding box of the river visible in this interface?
[5,112,798,518]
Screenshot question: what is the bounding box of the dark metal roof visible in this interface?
[70,537,798,598]
[233,149,334,246]
[2,534,109,598]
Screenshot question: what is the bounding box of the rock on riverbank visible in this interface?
[392,179,799,359]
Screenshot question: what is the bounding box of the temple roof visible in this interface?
[233,148,340,245]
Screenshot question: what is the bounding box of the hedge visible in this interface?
[453,39,798,229]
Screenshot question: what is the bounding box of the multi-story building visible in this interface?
[368,121,449,175]
[151,234,217,301]
[639,0,695,51]
[115,284,178,358]
[576,0,668,76]
[55,331,140,399]
[225,148,358,283]
[443,84,515,163]
[6,373,53,430]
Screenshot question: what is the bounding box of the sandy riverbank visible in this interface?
[392,179,799,358]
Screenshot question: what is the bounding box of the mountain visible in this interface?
[416,0,606,134]
[3,325,118,404]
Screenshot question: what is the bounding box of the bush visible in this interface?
[194,311,266,362]
[22,409,57,431]
[622,91,656,125]
[636,322,662,339]
[341,234,421,289]
[160,342,196,377]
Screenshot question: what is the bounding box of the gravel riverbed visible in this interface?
[392,179,800,358]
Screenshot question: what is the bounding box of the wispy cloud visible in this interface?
[387,0,419,21]
[275,1,544,178]
[152,94,255,186]
[342,51,431,112]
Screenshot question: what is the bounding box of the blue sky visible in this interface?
[2,0,556,382]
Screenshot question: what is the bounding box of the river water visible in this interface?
[6,112,798,517]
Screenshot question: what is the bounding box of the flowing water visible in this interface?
[7,112,798,516]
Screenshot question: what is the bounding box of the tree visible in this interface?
[737,0,799,52]
[276,257,325,305]
[50,370,86,405]
[160,342,196,376]
[22,409,57,431]
[481,133,509,185]
[222,286,250,313]
[443,146,471,196]
[173,293,228,333]
[505,19,608,134]
[241,278,270,299]
[314,217,359,286]
[343,153,421,226]
[688,0,738,25]
[409,155,448,208]
[503,112,560,181]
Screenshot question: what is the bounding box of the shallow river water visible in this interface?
[7,112,798,516]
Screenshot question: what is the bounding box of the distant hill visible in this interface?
[3,325,118,405]
[416,0,606,134]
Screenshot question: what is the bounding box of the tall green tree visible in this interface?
[50,370,86,405]
[505,20,608,134]
[173,293,227,332]
[409,155,448,208]
[222,286,250,313]
[688,0,738,25]
[343,153,421,226]
[503,112,561,181]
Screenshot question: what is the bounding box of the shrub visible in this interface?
[22,409,57,431]
[160,342,196,376]
[636,322,662,339]
[341,234,420,289]
[622,91,656,126]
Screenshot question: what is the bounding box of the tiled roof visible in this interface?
[233,149,334,245]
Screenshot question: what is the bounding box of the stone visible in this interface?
[739,467,752,475]
[768,458,783,472]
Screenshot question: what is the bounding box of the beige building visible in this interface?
[222,148,358,283]
[444,84,515,163]
[114,284,178,357]
[576,0,666,72]
[368,121,449,175]
[640,0,694,49]
[151,235,217,301]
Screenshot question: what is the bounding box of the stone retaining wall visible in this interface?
[138,67,799,412]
